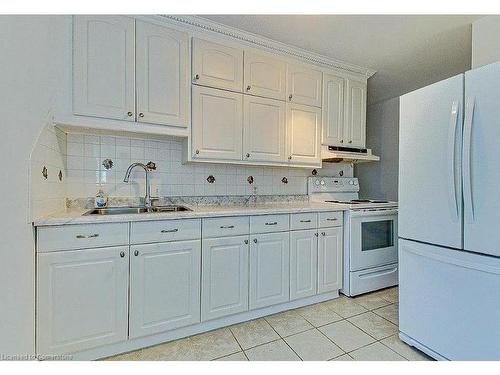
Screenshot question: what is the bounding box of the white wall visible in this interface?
[0,15,70,358]
[355,97,400,201]
[472,16,500,69]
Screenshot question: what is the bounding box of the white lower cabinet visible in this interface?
[249,232,290,309]
[290,229,318,300]
[201,235,249,321]
[129,240,201,338]
[318,227,343,293]
[37,246,129,355]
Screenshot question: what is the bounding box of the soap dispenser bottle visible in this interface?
[95,189,108,208]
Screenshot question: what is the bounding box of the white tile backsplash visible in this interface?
[63,133,352,199]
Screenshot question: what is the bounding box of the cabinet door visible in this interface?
[136,21,189,127]
[344,78,367,148]
[287,64,322,107]
[290,230,318,300]
[322,73,345,146]
[192,38,243,92]
[129,240,201,338]
[244,51,287,100]
[37,246,129,355]
[73,16,135,121]
[318,227,343,294]
[286,103,322,166]
[243,96,286,163]
[201,236,249,321]
[249,232,290,309]
[192,86,243,161]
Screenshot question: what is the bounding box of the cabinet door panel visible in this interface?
[244,51,287,100]
[192,86,243,161]
[243,96,286,163]
[37,246,129,355]
[318,227,343,294]
[287,64,322,107]
[286,103,321,166]
[136,21,189,127]
[192,38,243,92]
[344,79,367,148]
[201,236,249,321]
[290,230,318,300]
[73,16,135,121]
[129,240,201,338]
[249,232,290,309]
[322,74,345,146]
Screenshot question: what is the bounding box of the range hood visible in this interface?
[321,145,380,163]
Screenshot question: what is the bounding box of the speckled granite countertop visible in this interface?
[33,201,347,227]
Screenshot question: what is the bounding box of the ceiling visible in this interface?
[200,15,481,105]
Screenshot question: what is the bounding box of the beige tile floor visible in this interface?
[106,286,432,361]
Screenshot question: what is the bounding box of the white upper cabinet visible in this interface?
[73,15,135,121]
[286,103,322,166]
[37,246,129,355]
[287,64,322,107]
[136,21,189,127]
[344,78,367,148]
[244,51,287,100]
[192,86,243,161]
[192,38,244,92]
[129,240,201,339]
[243,96,286,163]
[322,73,345,146]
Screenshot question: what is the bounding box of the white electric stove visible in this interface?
[308,177,399,296]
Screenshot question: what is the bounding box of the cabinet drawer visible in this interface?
[37,223,129,252]
[130,219,201,244]
[319,211,343,228]
[250,214,289,234]
[290,213,318,230]
[203,216,249,238]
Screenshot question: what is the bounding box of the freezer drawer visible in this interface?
[399,239,500,360]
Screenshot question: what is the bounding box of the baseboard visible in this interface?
[399,332,447,361]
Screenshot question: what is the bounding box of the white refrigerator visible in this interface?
[399,61,500,360]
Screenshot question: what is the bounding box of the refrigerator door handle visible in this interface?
[447,100,460,220]
[463,96,475,223]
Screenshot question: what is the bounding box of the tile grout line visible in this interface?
[226,326,250,361]
[262,314,305,361]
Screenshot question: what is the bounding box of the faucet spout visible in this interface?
[123,163,152,209]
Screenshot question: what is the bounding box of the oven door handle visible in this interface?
[349,209,398,218]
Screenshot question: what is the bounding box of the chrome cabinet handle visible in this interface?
[300,220,311,223]
[76,234,99,239]
[348,140,352,144]
[288,155,292,160]
[253,238,258,243]
[326,218,338,221]
[120,251,126,258]
[161,229,178,233]
[321,232,326,236]
[246,153,250,158]
[265,222,278,226]
[195,149,200,155]
[340,140,344,143]
[194,74,200,80]
[315,233,319,237]
[139,113,144,118]
[244,239,249,244]
[127,111,133,117]
[246,85,251,91]
[288,94,293,101]
[220,225,235,229]
[134,250,139,256]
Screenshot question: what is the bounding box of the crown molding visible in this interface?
[159,15,376,78]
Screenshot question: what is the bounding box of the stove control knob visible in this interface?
[315,179,320,186]
[349,180,354,185]
[353,180,358,185]
[320,180,326,186]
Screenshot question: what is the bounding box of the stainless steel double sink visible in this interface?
[83,205,192,216]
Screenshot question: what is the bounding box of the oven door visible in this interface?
[348,209,398,271]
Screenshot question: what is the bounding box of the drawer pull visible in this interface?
[120,251,126,258]
[300,220,311,223]
[161,229,179,233]
[76,234,99,239]
[253,238,258,243]
[220,225,235,229]
[326,218,338,221]
[265,222,278,226]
